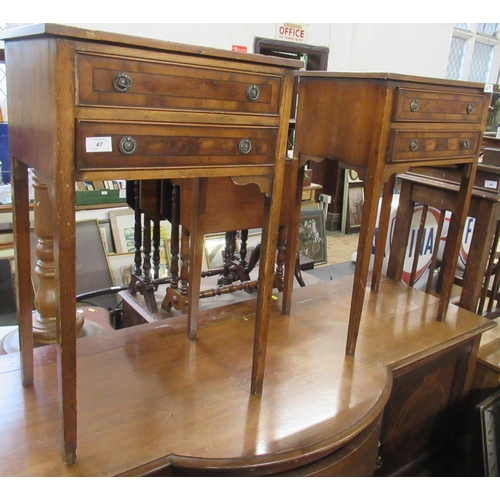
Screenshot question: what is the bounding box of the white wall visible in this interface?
[66,23,455,79]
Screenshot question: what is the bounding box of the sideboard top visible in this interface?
[0,23,304,70]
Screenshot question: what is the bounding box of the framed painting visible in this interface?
[478,389,500,476]
[110,207,171,255]
[98,219,115,254]
[297,209,327,265]
[109,207,136,254]
[204,233,226,270]
[107,252,135,288]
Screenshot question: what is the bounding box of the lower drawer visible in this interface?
[76,121,277,171]
[387,129,482,163]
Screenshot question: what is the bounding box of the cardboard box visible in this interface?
[75,189,126,206]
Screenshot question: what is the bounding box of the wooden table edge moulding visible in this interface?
[1,24,302,465]
[289,71,491,357]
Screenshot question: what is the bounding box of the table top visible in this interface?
[0,280,394,476]
[296,70,493,89]
[0,23,304,70]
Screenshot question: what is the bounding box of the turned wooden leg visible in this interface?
[218,231,237,286]
[170,183,180,289]
[275,225,286,291]
[132,181,143,278]
[180,228,190,300]
[152,220,161,280]
[239,229,248,268]
[32,172,84,345]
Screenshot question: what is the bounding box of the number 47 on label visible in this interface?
[86,137,113,153]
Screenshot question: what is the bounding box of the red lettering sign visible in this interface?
[278,24,306,41]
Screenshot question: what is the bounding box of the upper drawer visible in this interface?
[392,87,487,124]
[76,53,282,116]
[76,121,277,171]
[387,129,482,163]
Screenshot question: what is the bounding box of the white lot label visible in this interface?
[86,137,113,153]
[485,180,498,189]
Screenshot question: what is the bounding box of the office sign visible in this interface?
[275,23,308,43]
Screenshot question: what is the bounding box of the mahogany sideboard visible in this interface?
[290,72,490,356]
[2,24,301,464]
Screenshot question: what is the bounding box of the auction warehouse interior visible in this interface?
[1,21,500,478]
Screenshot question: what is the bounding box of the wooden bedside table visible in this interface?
[290,72,490,356]
[2,24,300,464]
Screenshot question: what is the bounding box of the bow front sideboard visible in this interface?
[2,24,301,464]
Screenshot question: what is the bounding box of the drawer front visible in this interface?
[393,88,486,124]
[77,121,277,171]
[76,53,281,116]
[387,129,482,163]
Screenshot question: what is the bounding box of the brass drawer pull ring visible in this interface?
[409,139,418,151]
[113,73,133,93]
[410,99,419,112]
[238,138,252,155]
[461,139,470,150]
[246,85,260,102]
[119,136,137,155]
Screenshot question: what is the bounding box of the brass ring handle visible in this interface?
[409,139,418,151]
[246,84,260,102]
[119,136,137,155]
[238,138,252,155]
[113,73,132,93]
[460,139,470,150]
[466,103,475,114]
[410,99,419,112]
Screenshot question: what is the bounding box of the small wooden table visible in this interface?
[2,24,300,464]
[290,72,490,356]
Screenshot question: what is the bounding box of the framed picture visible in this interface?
[297,209,327,265]
[342,169,364,234]
[204,233,227,270]
[478,390,500,476]
[347,185,364,229]
[109,207,172,256]
[98,219,115,254]
[107,252,135,287]
[109,208,136,254]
